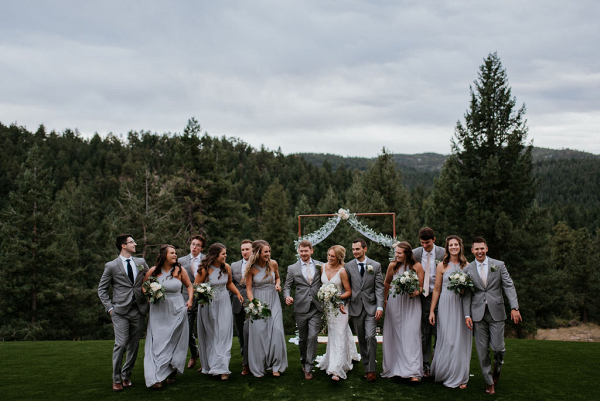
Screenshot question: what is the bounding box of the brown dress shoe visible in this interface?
[241,365,251,376]
[122,380,132,388]
[485,384,495,395]
[492,370,500,385]
[187,357,197,369]
[151,382,163,389]
[112,383,123,392]
[305,371,313,380]
[423,370,430,378]
[366,372,376,383]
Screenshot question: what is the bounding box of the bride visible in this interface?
[315,245,361,381]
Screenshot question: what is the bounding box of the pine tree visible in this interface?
[428,53,535,256]
[0,146,77,340]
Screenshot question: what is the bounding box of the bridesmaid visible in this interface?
[143,245,193,389]
[382,241,425,382]
[429,235,472,389]
[194,243,243,381]
[244,240,288,377]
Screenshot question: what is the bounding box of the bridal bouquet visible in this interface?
[244,298,271,322]
[447,271,474,295]
[142,276,166,303]
[392,269,420,296]
[316,283,342,316]
[193,283,215,306]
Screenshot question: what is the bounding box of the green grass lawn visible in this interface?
[0,337,597,400]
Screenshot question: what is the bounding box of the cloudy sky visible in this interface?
[1,1,598,156]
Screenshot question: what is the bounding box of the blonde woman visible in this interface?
[244,240,288,377]
[315,245,360,381]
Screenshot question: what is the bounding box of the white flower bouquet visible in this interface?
[193,282,215,306]
[142,276,166,303]
[392,269,420,296]
[244,298,272,322]
[446,271,474,295]
[316,283,342,317]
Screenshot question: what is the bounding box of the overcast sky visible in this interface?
[1,1,598,156]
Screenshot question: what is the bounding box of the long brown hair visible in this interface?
[198,243,227,281]
[153,244,181,279]
[392,241,417,273]
[442,235,468,268]
[244,240,274,281]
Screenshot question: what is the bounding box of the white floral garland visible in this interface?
[295,208,398,260]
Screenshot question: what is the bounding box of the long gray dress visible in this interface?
[247,265,288,377]
[197,267,233,375]
[144,269,189,387]
[431,262,472,387]
[382,265,423,378]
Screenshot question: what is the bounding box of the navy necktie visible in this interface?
[359,262,365,277]
[126,259,134,283]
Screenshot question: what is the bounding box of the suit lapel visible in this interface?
[470,261,485,289]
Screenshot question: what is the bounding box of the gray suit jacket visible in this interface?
[345,257,384,317]
[283,259,324,314]
[179,253,205,307]
[98,256,149,315]
[461,257,519,322]
[231,259,248,314]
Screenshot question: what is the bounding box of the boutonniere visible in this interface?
[137,264,144,272]
[434,259,442,266]
[490,264,499,273]
[315,264,322,270]
[366,264,374,275]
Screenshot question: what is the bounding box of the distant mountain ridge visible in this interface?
[296,147,599,172]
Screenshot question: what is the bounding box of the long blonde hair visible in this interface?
[328,245,346,266]
[243,240,274,281]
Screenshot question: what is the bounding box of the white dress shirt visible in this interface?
[302,259,315,282]
[119,255,138,281]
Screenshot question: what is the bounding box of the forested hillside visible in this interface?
[1,118,599,341]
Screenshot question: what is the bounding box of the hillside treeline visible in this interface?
[1,117,598,341]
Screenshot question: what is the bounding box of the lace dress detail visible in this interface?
[315,268,360,379]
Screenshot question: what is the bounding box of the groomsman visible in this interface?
[284,240,324,380]
[98,234,149,391]
[178,235,206,369]
[231,239,252,356]
[345,238,384,383]
[462,237,521,395]
[412,227,445,378]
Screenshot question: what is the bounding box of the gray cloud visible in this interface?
[1,0,598,156]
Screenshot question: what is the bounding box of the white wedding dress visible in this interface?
[315,268,361,379]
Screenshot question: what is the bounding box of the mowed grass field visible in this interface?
[0,337,597,400]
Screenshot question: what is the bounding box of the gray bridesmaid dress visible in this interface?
[247,265,288,377]
[382,265,423,378]
[144,269,189,387]
[430,262,472,387]
[197,266,233,375]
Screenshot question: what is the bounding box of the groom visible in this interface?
[283,240,324,380]
[345,238,384,383]
[462,237,521,395]
[98,234,149,391]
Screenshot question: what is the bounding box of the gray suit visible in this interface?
[345,257,384,373]
[283,259,324,372]
[179,253,205,359]
[413,245,445,372]
[462,257,519,386]
[231,259,248,355]
[98,256,149,384]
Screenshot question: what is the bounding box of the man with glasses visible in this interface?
[98,234,149,391]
